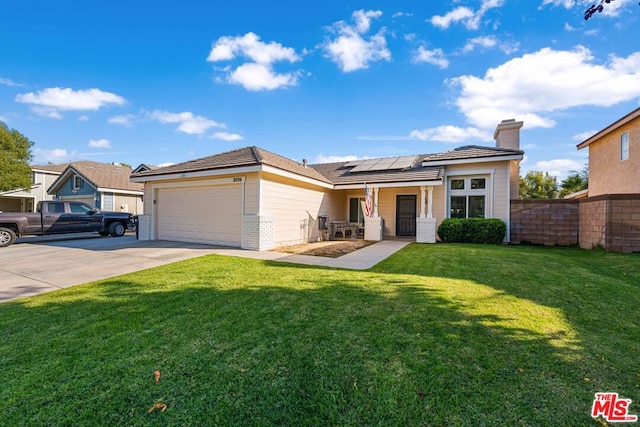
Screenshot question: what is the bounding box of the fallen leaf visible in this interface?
[417,391,425,397]
[154,370,161,384]
[148,403,167,413]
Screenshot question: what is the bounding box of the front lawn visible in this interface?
[0,244,638,426]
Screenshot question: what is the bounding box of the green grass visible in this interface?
[1,244,638,426]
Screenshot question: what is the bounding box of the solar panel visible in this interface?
[348,155,417,173]
[344,160,364,167]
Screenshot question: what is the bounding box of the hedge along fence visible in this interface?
[437,218,507,245]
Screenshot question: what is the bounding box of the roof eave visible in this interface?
[422,154,523,167]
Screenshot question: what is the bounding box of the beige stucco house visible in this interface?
[0,164,67,213]
[131,120,524,250]
[577,107,640,197]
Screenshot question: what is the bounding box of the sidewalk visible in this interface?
[211,240,411,270]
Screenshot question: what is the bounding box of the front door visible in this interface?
[396,195,416,237]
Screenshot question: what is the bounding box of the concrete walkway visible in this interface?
[215,239,411,270]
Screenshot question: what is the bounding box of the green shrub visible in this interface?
[438,218,506,244]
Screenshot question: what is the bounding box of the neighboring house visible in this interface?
[48,161,144,214]
[577,107,640,197]
[131,119,524,250]
[0,164,67,213]
[132,163,159,174]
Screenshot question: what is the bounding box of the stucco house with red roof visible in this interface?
[131,119,524,250]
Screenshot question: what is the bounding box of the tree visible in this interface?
[582,0,640,20]
[559,165,588,198]
[519,171,559,199]
[0,122,35,192]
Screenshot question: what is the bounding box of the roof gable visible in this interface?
[577,107,640,150]
[49,161,143,194]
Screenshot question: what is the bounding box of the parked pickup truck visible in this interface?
[0,201,135,247]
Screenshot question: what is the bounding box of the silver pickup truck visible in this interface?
[0,200,134,247]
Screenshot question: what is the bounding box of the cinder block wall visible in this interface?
[510,199,579,246]
[511,194,640,253]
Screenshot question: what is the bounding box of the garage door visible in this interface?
[156,184,242,247]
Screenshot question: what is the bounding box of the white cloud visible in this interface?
[322,9,391,72]
[462,36,519,55]
[430,7,475,29]
[157,162,175,168]
[108,114,136,127]
[314,154,364,164]
[448,46,640,130]
[573,130,597,141]
[147,110,224,135]
[228,63,298,91]
[530,158,583,180]
[0,77,21,87]
[207,32,301,91]
[32,148,77,164]
[412,47,449,69]
[430,0,505,30]
[78,115,89,121]
[211,132,243,141]
[88,138,111,148]
[409,125,493,143]
[15,87,126,118]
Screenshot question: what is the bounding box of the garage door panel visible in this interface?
[156,184,241,246]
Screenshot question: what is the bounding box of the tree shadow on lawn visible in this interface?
[0,256,613,426]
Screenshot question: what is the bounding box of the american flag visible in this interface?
[364,184,373,217]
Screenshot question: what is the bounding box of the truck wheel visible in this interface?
[109,222,126,237]
[0,227,17,247]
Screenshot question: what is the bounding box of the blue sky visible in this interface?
[1,0,639,180]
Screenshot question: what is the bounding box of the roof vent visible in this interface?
[302,158,308,168]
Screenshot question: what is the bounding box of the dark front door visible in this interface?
[396,195,416,237]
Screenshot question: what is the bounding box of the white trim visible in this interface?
[131,164,334,190]
[335,180,442,190]
[423,155,522,167]
[445,173,494,219]
[96,188,144,195]
[132,165,261,183]
[150,176,245,190]
[445,168,495,177]
[262,165,333,189]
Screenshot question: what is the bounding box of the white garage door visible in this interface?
[156,184,242,247]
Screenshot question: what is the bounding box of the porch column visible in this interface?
[416,185,437,243]
[365,186,383,241]
[373,187,379,217]
[420,186,426,218]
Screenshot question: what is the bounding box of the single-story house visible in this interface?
[577,106,640,197]
[0,164,67,213]
[49,161,144,214]
[131,119,524,250]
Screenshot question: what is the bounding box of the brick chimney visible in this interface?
[494,119,523,150]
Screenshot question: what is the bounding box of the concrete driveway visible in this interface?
[0,233,229,303]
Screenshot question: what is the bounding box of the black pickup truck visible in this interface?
[0,201,134,247]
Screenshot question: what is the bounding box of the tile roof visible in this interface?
[131,146,332,183]
[49,161,143,193]
[421,145,523,163]
[310,160,444,186]
[133,144,520,187]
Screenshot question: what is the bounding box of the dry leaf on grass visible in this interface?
[154,370,161,384]
[148,403,167,413]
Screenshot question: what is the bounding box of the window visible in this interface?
[349,197,365,223]
[448,176,488,219]
[73,175,82,190]
[70,203,94,214]
[621,132,629,161]
[49,202,65,213]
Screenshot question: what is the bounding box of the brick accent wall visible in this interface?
[510,199,579,246]
[241,215,275,251]
[511,194,640,253]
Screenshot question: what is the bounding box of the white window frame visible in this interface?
[621,131,629,161]
[446,174,492,219]
[73,175,82,190]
